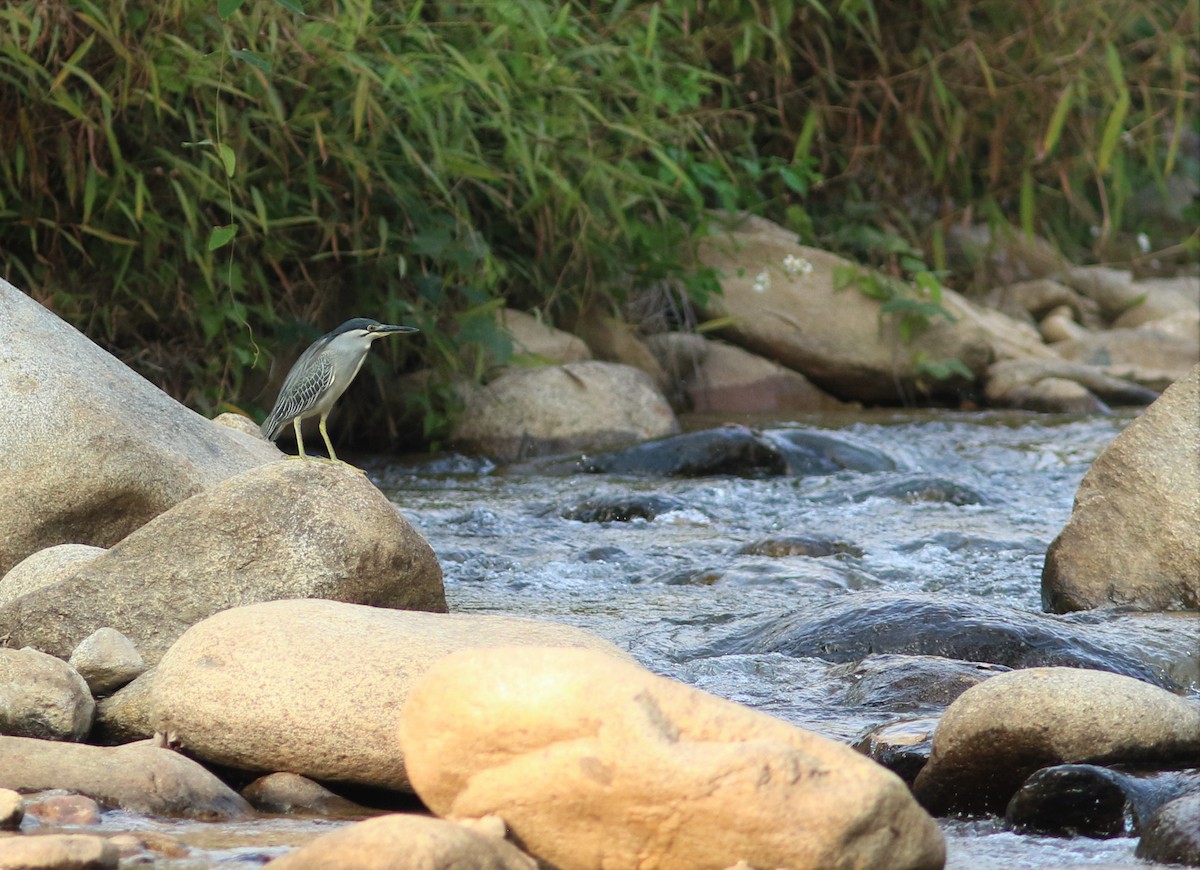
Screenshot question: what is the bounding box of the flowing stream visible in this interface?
[31,410,1199,868]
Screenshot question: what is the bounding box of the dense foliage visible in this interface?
[0,0,1194,443]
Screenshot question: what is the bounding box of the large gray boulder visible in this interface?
[0,735,251,819]
[0,647,94,741]
[696,214,996,404]
[151,600,631,791]
[450,361,678,461]
[0,461,445,663]
[0,280,282,577]
[1042,365,1200,612]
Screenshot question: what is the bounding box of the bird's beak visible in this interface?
[372,324,419,336]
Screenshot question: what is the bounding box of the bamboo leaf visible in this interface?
[208,224,237,250]
[218,0,246,19]
[217,143,236,178]
[273,0,305,15]
[230,49,271,73]
[1042,84,1073,159]
[1096,92,1130,174]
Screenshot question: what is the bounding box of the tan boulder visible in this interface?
[268,814,537,870]
[68,628,146,695]
[913,668,1200,816]
[1051,321,1199,391]
[0,735,251,818]
[0,460,445,663]
[399,646,945,870]
[0,834,119,869]
[984,359,1159,413]
[450,361,678,462]
[645,333,846,413]
[242,772,371,816]
[0,279,282,578]
[0,789,22,831]
[985,278,1100,326]
[0,544,105,604]
[573,314,671,392]
[1038,306,1090,344]
[1112,275,1199,328]
[0,647,94,741]
[151,600,630,791]
[697,214,993,404]
[499,308,591,364]
[1042,365,1200,611]
[92,669,156,745]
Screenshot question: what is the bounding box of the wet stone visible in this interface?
[1137,791,1200,866]
[736,535,863,558]
[562,493,689,523]
[0,833,119,869]
[834,474,991,506]
[764,429,897,474]
[713,594,1181,690]
[580,426,788,478]
[1006,764,1200,838]
[25,793,103,826]
[242,772,373,817]
[852,717,939,785]
[833,655,1010,712]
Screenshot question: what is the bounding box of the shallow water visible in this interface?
[47,410,1198,867]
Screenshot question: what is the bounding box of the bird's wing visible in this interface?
[261,352,336,439]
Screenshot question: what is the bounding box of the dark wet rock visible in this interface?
[736,536,863,558]
[895,532,1043,555]
[576,546,630,563]
[562,494,689,523]
[763,429,897,473]
[833,655,1010,712]
[1137,791,1200,866]
[912,668,1200,816]
[852,717,939,785]
[581,426,787,477]
[1006,763,1200,838]
[830,474,991,506]
[711,594,1182,690]
[242,772,373,817]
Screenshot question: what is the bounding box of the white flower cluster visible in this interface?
[783,254,814,276]
[752,270,770,293]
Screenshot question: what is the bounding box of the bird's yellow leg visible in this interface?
[293,417,308,460]
[319,415,340,463]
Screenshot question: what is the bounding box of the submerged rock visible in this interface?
[0,460,446,663]
[1137,792,1200,866]
[912,668,1200,816]
[400,646,946,870]
[581,426,787,477]
[737,535,862,558]
[0,736,251,819]
[852,717,939,785]
[833,654,1010,712]
[562,493,690,522]
[151,600,630,791]
[0,278,281,579]
[833,474,990,506]
[1043,364,1200,612]
[1006,763,1200,838]
[0,647,94,742]
[712,594,1180,690]
[268,813,537,870]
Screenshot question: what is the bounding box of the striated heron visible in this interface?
[261,318,418,462]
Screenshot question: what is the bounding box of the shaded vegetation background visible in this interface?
[1,0,1195,446]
